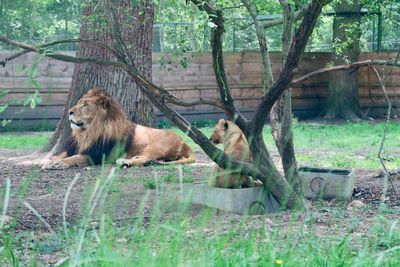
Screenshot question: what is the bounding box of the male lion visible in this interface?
[43,89,195,169]
[208,119,263,188]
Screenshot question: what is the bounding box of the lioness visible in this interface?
[208,119,263,188]
[43,89,195,169]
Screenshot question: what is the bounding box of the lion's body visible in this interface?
[122,124,194,166]
[208,119,262,188]
[43,89,195,169]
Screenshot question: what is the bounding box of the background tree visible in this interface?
[46,0,155,154]
[323,0,362,120]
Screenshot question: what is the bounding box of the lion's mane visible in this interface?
[64,89,134,164]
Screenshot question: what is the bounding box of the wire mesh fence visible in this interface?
[1,8,399,53]
[151,11,400,53]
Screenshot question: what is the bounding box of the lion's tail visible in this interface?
[159,152,196,165]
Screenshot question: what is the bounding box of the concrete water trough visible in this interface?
[299,167,355,200]
[180,183,280,215]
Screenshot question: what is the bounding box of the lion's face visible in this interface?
[210,119,229,144]
[68,90,109,131]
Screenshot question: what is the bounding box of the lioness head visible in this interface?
[210,119,231,144]
[68,88,125,131]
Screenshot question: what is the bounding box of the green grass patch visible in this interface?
[1,121,399,170]
[290,121,400,151]
[0,134,49,149]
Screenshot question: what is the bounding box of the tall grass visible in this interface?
[1,167,400,266]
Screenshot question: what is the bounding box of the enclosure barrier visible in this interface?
[0,51,399,130]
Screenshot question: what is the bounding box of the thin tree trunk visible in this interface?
[270,0,302,195]
[44,0,155,154]
[323,0,361,120]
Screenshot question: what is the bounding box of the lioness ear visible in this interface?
[224,120,229,130]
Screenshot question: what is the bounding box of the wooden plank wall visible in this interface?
[0,51,399,129]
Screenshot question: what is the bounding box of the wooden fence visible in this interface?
[0,51,399,129]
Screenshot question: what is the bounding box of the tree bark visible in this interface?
[242,0,302,197]
[45,0,155,154]
[323,0,361,120]
[270,0,302,195]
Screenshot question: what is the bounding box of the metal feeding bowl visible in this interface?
[298,167,355,200]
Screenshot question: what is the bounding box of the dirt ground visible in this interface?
[0,147,399,231]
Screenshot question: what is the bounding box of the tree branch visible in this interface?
[291,59,400,85]
[0,36,223,109]
[371,65,399,201]
[261,0,332,29]
[250,0,328,136]
[0,38,124,67]
[241,0,273,90]
[222,4,244,10]
[274,0,303,196]
[104,0,135,66]
[261,3,309,29]
[189,0,248,131]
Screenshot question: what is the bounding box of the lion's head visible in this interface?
[68,88,126,131]
[210,119,242,144]
[68,88,131,156]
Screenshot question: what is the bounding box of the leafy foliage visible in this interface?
[1,0,398,52]
[0,0,81,50]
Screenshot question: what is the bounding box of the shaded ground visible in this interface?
[1,147,399,230]
[0,150,214,229]
[1,147,400,265]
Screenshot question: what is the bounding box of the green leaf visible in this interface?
[0,90,9,98]
[0,104,8,113]
[180,57,189,69]
[1,119,11,127]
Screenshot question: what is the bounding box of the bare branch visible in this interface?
[104,0,135,66]
[251,0,328,136]
[292,59,400,85]
[241,0,273,89]
[261,0,333,29]
[371,65,399,201]
[222,4,244,10]
[189,0,248,131]
[188,0,215,14]
[372,65,392,203]
[0,38,124,67]
[261,3,309,29]
[0,36,223,109]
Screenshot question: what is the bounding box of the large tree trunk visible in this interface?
[323,0,361,120]
[45,0,155,154]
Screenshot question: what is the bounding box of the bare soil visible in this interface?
[0,148,399,231]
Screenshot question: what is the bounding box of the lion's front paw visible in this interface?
[116,158,130,168]
[42,160,70,170]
